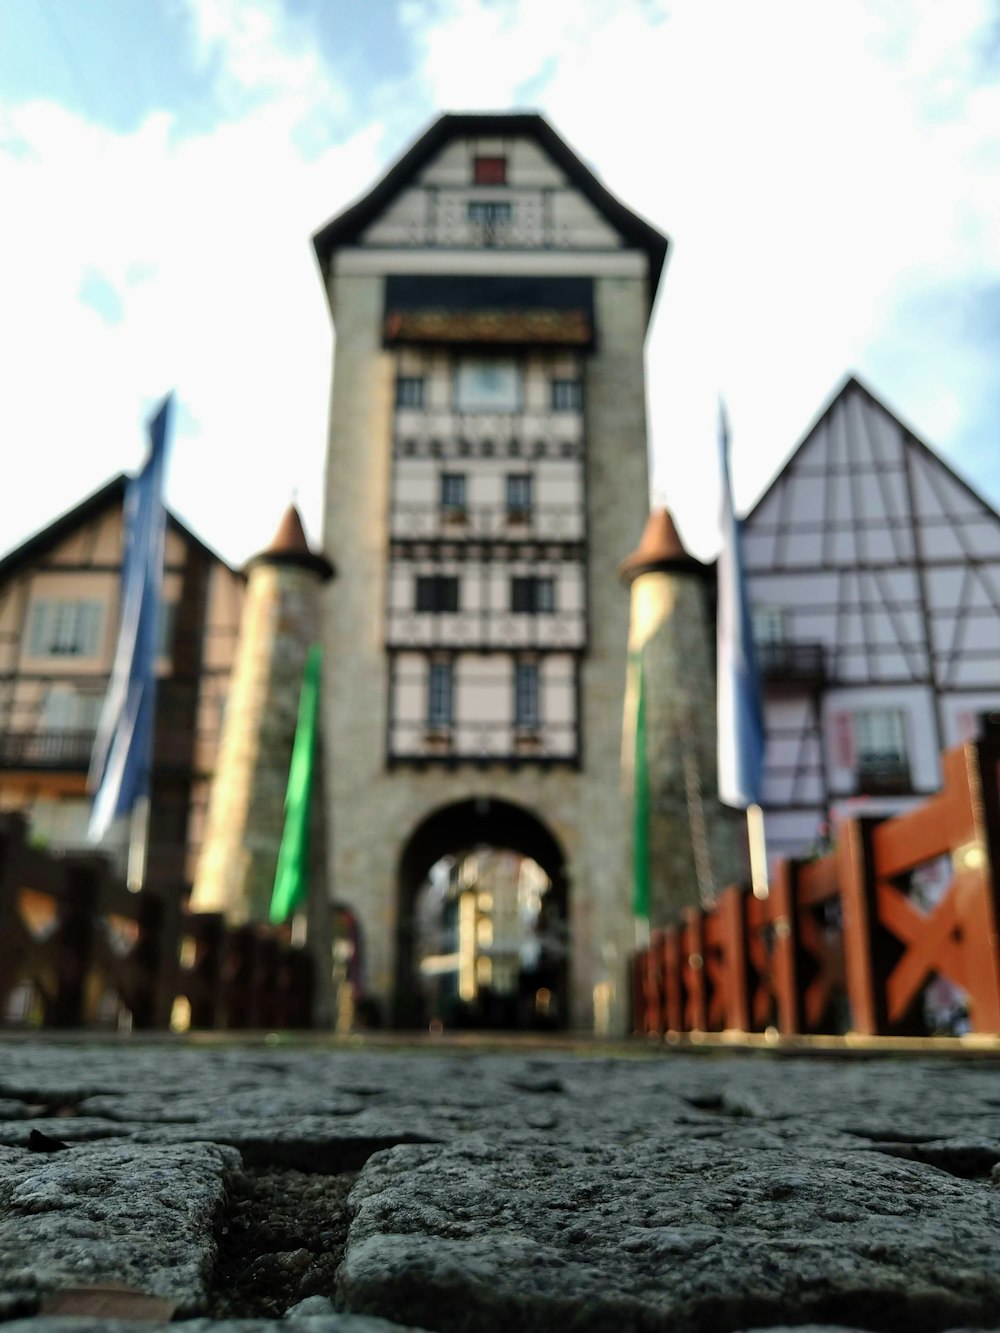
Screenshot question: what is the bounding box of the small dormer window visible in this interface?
[474,155,506,185]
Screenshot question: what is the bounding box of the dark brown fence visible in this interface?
[633,738,1000,1038]
[0,812,313,1031]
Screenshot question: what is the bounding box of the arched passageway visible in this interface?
[395,798,569,1030]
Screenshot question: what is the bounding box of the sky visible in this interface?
[0,0,997,566]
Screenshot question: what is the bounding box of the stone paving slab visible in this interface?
[0,1140,237,1318]
[0,1043,998,1331]
[341,1134,1000,1332]
[0,1318,432,1331]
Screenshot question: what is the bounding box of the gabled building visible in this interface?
[743,375,1000,862]
[0,477,244,897]
[313,112,672,1031]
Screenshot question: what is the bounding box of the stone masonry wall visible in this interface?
[191,561,322,925]
[322,268,652,1035]
[626,569,744,923]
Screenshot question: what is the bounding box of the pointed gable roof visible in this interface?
[312,112,670,311]
[746,373,1000,528]
[742,373,1000,579]
[0,474,238,583]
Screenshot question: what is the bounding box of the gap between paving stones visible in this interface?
[206,1165,357,1319]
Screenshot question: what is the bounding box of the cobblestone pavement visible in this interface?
[0,1039,999,1332]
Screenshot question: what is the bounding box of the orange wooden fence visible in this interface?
[633,738,1000,1038]
[0,812,313,1031]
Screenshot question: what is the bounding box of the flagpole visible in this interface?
[747,803,769,899]
[715,397,768,902]
[126,793,151,893]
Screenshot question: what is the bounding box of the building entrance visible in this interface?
[394,798,569,1031]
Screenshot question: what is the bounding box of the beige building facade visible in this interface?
[314,113,668,1032]
[0,476,244,898]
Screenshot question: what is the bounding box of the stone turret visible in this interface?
[620,509,742,922]
[190,506,334,925]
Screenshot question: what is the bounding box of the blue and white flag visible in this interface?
[716,400,765,809]
[88,395,173,842]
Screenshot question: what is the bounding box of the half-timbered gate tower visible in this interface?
[313,113,668,1032]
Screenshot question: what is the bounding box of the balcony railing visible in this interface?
[0,729,97,769]
[389,718,578,764]
[757,641,826,684]
[390,502,585,543]
[856,754,912,796]
[386,607,587,651]
[0,728,200,772]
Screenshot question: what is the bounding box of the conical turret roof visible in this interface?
[264,505,313,559]
[619,508,705,584]
[248,504,335,580]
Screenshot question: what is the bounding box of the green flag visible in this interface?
[269,643,322,925]
[631,651,651,919]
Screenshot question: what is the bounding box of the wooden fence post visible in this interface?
[255,934,280,1029]
[769,859,802,1035]
[49,857,100,1027]
[717,886,751,1031]
[130,892,164,1030]
[962,739,1000,1030]
[0,816,25,1017]
[643,931,664,1035]
[662,926,683,1033]
[224,926,257,1029]
[681,908,706,1031]
[838,817,885,1035]
[630,950,646,1036]
[188,913,225,1029]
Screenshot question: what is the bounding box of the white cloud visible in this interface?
[0,0,995,568]
[398,0,1000,552]
[0,1,386,564]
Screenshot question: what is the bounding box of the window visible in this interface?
[440,474,467,512]
[416,575,459,613]
[511,576,555,614]
[454,359,520,413]
[506,474,534,517]
[753,607,786,645]
[551,379,582,412]
[428,661,453,728]
[474,155,507,185]
[515,662,540,729]
[27,600,103,657]
[395,376,424,409]
[467,201,512,226]
[157,601,177,657]
[854,709,909,793]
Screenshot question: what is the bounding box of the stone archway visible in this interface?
[394,797,570,1030]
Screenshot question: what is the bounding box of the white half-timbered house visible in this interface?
[743,375,1000,863]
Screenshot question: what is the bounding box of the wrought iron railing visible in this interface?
[856,754,911,795]
[0,727,204,772]
[757,641,826,682]
[389,717,578,763]
[0,729,97,769]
